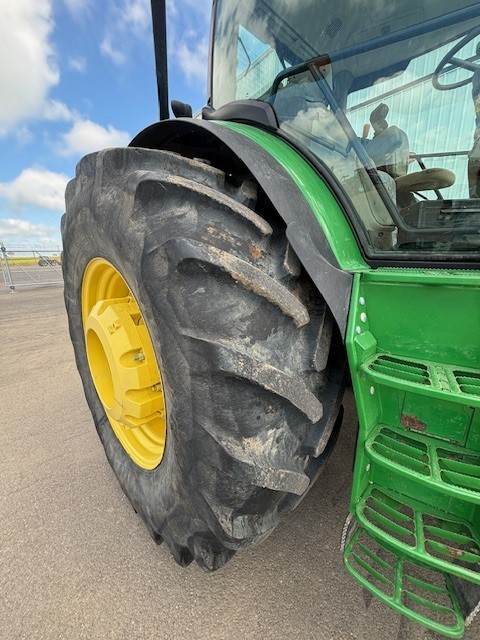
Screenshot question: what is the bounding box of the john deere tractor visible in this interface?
[62,1,480,636]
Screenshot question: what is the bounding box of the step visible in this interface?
[344,523,466,638]
[361,354,480,409]
[366,425,480,505]
[356,486,480,585]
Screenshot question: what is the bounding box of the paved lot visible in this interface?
[1,284,477,640]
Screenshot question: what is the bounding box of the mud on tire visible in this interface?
[62,147,346,570]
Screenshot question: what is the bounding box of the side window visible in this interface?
[346,39,479,201]
[236,25,283,100]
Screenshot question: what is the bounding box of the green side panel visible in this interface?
[217,121,367,271]
[360,269,480,368]
[345,268,480,637]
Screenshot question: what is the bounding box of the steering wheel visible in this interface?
[432,25,480,90]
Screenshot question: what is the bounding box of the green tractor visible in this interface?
[62,1,480,636]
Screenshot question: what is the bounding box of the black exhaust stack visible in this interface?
[150,0,169,120]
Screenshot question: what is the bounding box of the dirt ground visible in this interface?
[1,284,477,640]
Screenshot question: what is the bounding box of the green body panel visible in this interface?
[346,268,480,458]
[218,121,368,272]
[345,269,480,637]
[359,269,480,367]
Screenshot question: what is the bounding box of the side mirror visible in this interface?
[171,100,193,118]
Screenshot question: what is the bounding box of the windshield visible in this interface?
[212,0,480,261]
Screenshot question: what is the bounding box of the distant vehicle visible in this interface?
[38,256,60,266]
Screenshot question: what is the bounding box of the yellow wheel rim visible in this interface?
[82,258,166,470]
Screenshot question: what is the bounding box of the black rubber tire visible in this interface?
[62,147,346,571]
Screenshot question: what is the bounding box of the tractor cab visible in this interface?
[211,0,480,261]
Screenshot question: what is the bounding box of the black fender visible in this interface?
[130,119,353,338]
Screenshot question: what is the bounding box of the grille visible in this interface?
[454,370,480,397]
[369,355,430,385]
[325,16,343,39]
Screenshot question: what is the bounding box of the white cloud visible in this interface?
[68,56,87,73]
[166,0,177,18]
[0,219,59,244]
[123,0,151,34]
[0,0,59,132]
[99,0,210,87]
[61,0,92,18]
[100,35,127,66]
[101,0,151,66]
[59,119,131,156]
[0,168,69,213]
[167,1,210,86]
[174,36,209,85]
[13,126,34,145]
[180,0,211,22]
[42,99,77,122]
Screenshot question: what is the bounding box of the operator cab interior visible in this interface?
[211,0,480,260]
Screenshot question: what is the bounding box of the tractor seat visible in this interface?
[395,167,456,194]
[366,104,456,197]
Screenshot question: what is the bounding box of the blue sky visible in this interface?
[0,0,210,249]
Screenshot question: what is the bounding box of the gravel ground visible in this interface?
[1,284,477,640]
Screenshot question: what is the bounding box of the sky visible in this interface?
[0,0,211,249]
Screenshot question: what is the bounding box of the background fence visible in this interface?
[0,245,63,291]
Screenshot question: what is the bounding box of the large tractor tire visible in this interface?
[62,147,345,571]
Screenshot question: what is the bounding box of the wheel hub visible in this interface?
[82,259,166,469]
